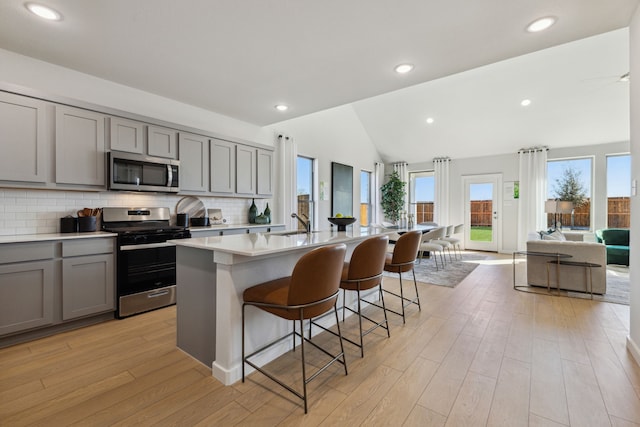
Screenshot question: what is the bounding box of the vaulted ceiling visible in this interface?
[0,0,636,162]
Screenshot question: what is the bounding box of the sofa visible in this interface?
[595,228,629,266]
[526,239,607,294]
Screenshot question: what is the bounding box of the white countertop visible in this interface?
[173,226,395,257]
[0,231,117,244]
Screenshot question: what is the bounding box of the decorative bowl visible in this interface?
[328,217,357,231]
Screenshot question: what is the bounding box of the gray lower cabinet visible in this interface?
[0,241,56,335]
[62,254,114,320]
[0,237,115,338]
[0,260,54,335]
[61,239,115,320]
[189,225,284,237]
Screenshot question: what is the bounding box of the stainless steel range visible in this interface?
[102,207,191,318]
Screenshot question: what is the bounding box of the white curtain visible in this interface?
[517,147,548,250]
[434,157,450,226]
[275,133,297,229]
[373,162,384,225]
[393,162,409,214]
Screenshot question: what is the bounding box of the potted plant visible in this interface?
[380,170,406,226]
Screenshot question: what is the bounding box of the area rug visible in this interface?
[383,252,486,288]
[517,265,630,305]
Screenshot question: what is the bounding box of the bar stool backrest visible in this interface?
[346,235,389,289]
[288,243,347,318]
[390,230,422,266]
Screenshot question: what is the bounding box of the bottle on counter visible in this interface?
[249,199,257,224]
[264,203,271,224]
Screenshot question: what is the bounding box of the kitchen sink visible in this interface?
[271,230,321,236]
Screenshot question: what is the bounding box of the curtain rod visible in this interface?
[518,146,548,154]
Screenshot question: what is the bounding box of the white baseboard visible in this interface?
[626,335,640,366]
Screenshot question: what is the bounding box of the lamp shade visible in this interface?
[544,200,557,213]
[557,201,574,213]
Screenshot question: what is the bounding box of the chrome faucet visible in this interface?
[291,213,311,233]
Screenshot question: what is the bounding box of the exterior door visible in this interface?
[463,174,501,252]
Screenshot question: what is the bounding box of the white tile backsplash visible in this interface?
[0,188,271,235]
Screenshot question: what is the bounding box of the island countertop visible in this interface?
[172,226,394,258]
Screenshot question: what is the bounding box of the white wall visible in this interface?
[0,49,279,233]
[0,48,271,146]
[406,153,519,252]
[628,4,640,365]
[267,104,382,230]
[403,140,629,253]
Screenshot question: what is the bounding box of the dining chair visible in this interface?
[418,227,447,270]
[430,226,454,263]
[242,243,348,413]
[442,223,464,259]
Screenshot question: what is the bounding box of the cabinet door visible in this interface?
[257,149,273,196]
[109,117,144,154]
[55,106,106,186]
[62,254,115,320]
[236,145,256,195]
[210,138,236,194]
[0,261,54,335]
[0,92,47,183]
[147,125,177,159]
[178,132,209,192]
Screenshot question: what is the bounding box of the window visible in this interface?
[360,170,371,226]
[547,158,592,230]
[296,156,315,230]
[409,171,435,224]
[606,154,631,228]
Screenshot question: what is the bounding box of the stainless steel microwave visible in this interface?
[108,151,179,193]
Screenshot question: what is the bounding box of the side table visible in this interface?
[547,260,602,299]
[512,251,572,293]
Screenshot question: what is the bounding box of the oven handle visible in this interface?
[148,289,170,298]
[120,242,176,251]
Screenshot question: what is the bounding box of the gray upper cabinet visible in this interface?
[236,144,256,195]
[0,92,48,183]
[210,138,236,194]
[257,149,273,196]
[109,117,144,154]
[147,125,178,159]
[179,132,209,192]
[55,106,106,187]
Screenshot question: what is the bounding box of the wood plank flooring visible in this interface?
[1,252,639,426]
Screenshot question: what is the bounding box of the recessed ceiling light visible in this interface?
[426,117,435,124]
[394,64,414,74]
[25,3,62,21]
[526,16,556,33]
[520,99,532,107]
[274,104,288,111]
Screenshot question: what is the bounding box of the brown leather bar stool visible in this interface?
[311,235,390,357]
[242,243,348,414]
[382,230,422,323]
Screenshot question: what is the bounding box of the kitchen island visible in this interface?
[173,227,393,385]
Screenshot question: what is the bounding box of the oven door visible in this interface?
[117,242,177,317]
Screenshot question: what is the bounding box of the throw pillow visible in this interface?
[542,230,566,241]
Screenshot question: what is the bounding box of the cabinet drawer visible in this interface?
[62,238,115,257]
[0,241,56,264]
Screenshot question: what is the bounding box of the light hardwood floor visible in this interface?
[1,252,639,426]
